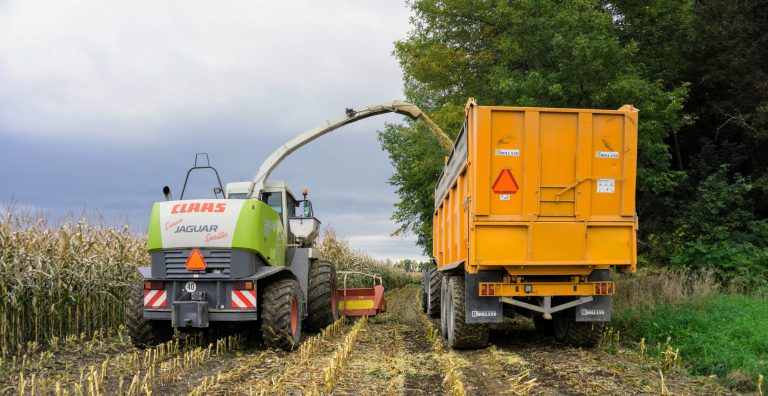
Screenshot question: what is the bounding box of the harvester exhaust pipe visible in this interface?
[163,186,173,201]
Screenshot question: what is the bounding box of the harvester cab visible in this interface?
[127,100,451,352]
[226,180,320,248]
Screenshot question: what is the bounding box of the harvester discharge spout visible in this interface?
[247,100,451,199]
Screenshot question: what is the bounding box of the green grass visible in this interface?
[615,293,768,388]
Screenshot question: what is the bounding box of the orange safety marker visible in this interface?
[492,169,519,194]
[185,249,207,271]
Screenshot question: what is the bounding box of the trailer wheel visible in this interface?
[440,275,449,338]
[261,278,303,351]
[553,312,604,347]
[305,261,339,331]
[125,282,173,348]
[420,271,429,313]
[533,315,554,335]
[446,276,488,349]
[427,267,441,318]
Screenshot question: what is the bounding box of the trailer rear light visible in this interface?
[488,284,495,296]
[233,281,254,290]
[594,282,614,295]
[185,249,207,271]
[144,280,164,290]
[481,284,488,296]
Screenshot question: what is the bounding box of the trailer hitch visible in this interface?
[501,296,593,320]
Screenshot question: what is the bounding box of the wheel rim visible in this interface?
[447,285,454,344]
[290,297,298,336]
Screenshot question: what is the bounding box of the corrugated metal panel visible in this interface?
[164,249,232,279]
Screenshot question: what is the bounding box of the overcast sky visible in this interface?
[0,1,429,261]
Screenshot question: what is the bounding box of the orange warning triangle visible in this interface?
[185,249,207,271]
[492,169,519,194]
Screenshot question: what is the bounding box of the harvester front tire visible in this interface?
[553,312,604,347]
[305,261,338,331]
[125,282,173,348]
[446,276,488,349]
[261,278,303,351]
[427,267,441,318]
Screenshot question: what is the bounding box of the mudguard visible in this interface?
[464,270,504,324]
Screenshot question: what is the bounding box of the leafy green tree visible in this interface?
[607,0,768,280]
[381,0,688,255]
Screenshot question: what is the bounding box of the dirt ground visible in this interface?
[1,284,738,395]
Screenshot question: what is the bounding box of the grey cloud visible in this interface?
[0,1,428,261]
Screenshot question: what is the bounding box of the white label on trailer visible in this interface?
[499,194,511,201]
[596,179,615,193]
[471,310,498,318]
[495,149,520,157]
[596,151,619,158]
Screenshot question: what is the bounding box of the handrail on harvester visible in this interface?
[247,101,452,198]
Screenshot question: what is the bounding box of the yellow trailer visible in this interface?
[421,99,638,349]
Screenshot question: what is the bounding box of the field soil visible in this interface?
[1,284,735,395]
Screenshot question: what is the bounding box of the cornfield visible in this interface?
[0,210,415,360]
[0,208,147,358]
[315,228,416,289]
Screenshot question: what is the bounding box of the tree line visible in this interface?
[379,0,768,287]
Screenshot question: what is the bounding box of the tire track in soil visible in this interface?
[200,319,352,395]
[454,348,528,396]
[151,342,262,395]
[105,333,247,395]
[489,318,732,396]
[332,285,444,396]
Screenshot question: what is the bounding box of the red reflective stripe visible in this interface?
[232,290,255,308]
[146,290,165,307]
[237,290,255,307]
[155,292,167,307]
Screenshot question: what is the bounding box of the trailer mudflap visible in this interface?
[172,300,209,328]
[575,295,611,322]
[465,270,503,324]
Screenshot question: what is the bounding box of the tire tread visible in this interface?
[448,276,488,349]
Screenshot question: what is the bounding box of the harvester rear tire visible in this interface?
[553,312,605,347]
[261,278,303,351]
[427,267,441,318]
[125,282,173,348]
[305,261,339,331]
[446,276,488,349]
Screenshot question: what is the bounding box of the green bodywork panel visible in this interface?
[146,199,285,266]
[232,200,286,266]
[147,203,162,251]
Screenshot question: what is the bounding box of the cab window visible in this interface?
[261,192,283,220]
[286,194,298,217]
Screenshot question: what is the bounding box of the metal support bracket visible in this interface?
[501,296,593,320]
